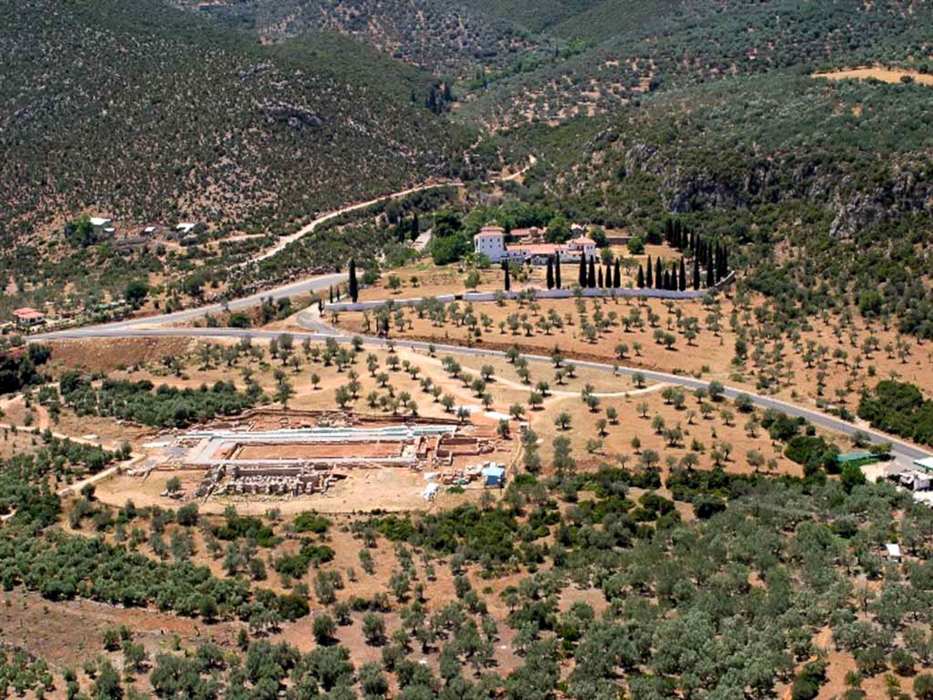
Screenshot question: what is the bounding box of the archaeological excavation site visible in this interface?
[105,410,517,513]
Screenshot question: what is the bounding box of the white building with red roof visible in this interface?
[474,225,597,265]
[12,307,46,327]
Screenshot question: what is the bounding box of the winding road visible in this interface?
[34,320,932,465]
[82,155,538,333]
[28,151,932,467]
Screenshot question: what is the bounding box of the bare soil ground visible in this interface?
[813,65,933,86]
[531,387,808,479]
[0,588,243,698]
[330,290,933,412]
[47,337,196,374]
[356,260,534,301]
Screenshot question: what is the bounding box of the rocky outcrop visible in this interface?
[261,102,323,131]
[614,137,933,239]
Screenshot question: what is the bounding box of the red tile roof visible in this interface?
[13,307,44,320]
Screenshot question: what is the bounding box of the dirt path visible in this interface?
[0,395,143,498]
[246,155,536,266]
[414,353,668,398]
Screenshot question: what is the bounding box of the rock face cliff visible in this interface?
[600,135,933,240]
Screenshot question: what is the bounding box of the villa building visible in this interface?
[473,225,598,265]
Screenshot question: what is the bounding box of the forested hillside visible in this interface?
[460,0,933,127]
[0,0,478,239]
[513,68,933,337]
[176,0,554,78]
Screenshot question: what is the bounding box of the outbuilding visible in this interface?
[835,451,880,469]
[12,307,46,327]
[482,464,506,488]
[885,543,902,563]
[915,457,933,473]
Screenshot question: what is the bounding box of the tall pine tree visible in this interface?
[587,257,596,288]
[638,265,645,288]
[655,257,663,289]
[613,259,621,288]
[646,256,653,288]
[546,257,554,289]
[578,255,587,287]
[679,258,687,292]
[693,256,700,291]
[555,255,562,289]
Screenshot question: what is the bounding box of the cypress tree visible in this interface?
[655,258,663,289]
[679,258,687,292]
[555,255,562,289]
[706,258,714,288]
[597,266,603,289]
[637,265,645,288]
[579,255,587,287]
[329,286,334,304]
[503,261,511,292]
[693,256,700,291]
[348,259,359,302]
[646,256,653,288]
[604,262,612,288]
[613,259,621,288]
[670,264,678,292]
[546,257,554,289]
[587,257,596,288]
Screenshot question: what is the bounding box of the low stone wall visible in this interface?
[324,271,735,313]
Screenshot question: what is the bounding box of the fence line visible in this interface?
[324,271,735,313]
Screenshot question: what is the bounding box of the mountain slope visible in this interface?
[518,69,933,336]
[175,0,551,78]
[0,0,478,238]
[459,0,933,128]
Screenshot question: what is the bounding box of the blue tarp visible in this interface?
[482,465,505,486]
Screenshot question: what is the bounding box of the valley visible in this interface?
[3,0,933,698]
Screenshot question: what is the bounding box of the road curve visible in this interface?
[26,146,930,466]
[32,323,932,463]
[247,154,538,266]
[73,155,537,333]
[58,272,349,333]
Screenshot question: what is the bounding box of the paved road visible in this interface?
[41,272,348,334]
[32,323,932,463]
[27,145,931,466]
[65,154,538,333]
